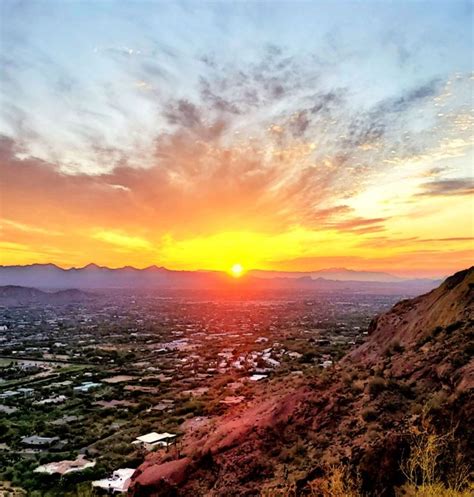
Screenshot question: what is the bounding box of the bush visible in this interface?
[395,483,473,497]
[385,340,405,356]
[396,416,472,497]
[368,376,386,397]
[308,464,363,497]
[361,407,378,422]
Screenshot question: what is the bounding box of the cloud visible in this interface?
[381,79,440,114]
[0,219,61,236]
[92,230,154,251]
[357,236,474,250]
[417,178,474,197]
[325,217,388,234]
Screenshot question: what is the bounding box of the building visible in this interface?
[0,390,20,399]
[92,468,135,494]
[249,374,267,381]
[34,395,67,405]
[17,388,34,396]
[34,455,95,475]
[21,436,59,449]
[132,432,177,450]
[73,381,101,393]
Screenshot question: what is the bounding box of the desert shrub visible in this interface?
[425,390,449,415]
[395,483,473,496]
[445,321,464,333]
[300,351,317,363]
[368,376,386,397]
[175,399,204,416]
[396,415,471,497]
[361,407,378,422]
[308,464,363,497]
[384,398,403,412]
[385,340,405,356]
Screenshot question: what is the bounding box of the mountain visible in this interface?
[130,267,473,496]
[0,264,439,294]
[0,285,93,306]
[347,266,474,368]
[249,267,406,282]
[0,264,225,290]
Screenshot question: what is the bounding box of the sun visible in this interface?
[230,263,244,278]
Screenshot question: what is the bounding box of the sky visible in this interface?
[0,0,473,277]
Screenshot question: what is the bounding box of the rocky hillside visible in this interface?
[130,268,473,497]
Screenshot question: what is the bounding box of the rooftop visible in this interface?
[136,432,177,444]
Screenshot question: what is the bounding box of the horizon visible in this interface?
[0,261,452,280]
[1,0,473,279]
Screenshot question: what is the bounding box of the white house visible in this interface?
[132,432,176,450]
[92,468,135,494]
[73,382,101,393]
[249,374,267,381]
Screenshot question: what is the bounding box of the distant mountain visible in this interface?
[0,264,225,290]
[249,267,405,282]
[0,285,92,306]
[0,263,440,294]
[130,267,474,496]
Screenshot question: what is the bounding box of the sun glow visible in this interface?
[230,263,244,278]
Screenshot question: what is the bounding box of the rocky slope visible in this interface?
[130,267,473,496]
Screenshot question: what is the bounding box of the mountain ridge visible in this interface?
[0,264,441,293]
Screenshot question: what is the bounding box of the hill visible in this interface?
[130,267,473,496]
[0,285,93,306]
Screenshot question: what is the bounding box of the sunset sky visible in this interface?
[0,0,473,277]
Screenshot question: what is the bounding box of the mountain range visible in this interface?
[0,264,440,294]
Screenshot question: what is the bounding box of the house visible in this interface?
[17,387,34,396]
[92,468,135,494]
[132,432,177,450]
[151,400,174,411]
[34,455,95,475]
[34,395,67,405]
[73,382,101,393]
[0,390,20,399]
[21,436,59,449]
[249,374,267,381]
[0,405,17,415]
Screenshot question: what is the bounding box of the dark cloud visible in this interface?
[324,217,388,234]
[199,78,241,115]
[309,90,344,115]
[418,178,474,197]
[376,79,440,115]
[164,100,203,129]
